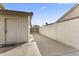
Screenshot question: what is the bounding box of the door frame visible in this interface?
[4,18,7,44]
[4,17,17,44]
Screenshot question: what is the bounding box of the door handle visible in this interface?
[5,29,7,34]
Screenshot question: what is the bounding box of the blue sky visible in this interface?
[3,3,75,26]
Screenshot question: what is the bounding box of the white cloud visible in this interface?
[41,6,46,10]
[58,3,69,5]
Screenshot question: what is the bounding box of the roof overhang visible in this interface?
[0,9,33,16]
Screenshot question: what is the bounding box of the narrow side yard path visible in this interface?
[32,33,77,56]
[0,35,41,56]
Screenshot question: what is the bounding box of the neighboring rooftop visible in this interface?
[56,3,79,23]
[44,3,79,26]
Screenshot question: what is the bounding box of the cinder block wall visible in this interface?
[39,18,79,49]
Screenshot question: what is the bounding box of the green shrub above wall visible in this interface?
[0,3,5,9]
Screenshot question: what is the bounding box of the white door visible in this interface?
[5,18,17,44]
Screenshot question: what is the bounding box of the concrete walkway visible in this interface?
[0,43,25,54]
[0,35,41,56]
[32,33,77,56]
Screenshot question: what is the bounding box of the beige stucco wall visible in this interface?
[39,24,57,40]
[58,5,79,22]
[39,18,79,49]
[57,18,79,49]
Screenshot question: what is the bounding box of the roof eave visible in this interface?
[56,3,79,23]
[0,9,33,16]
